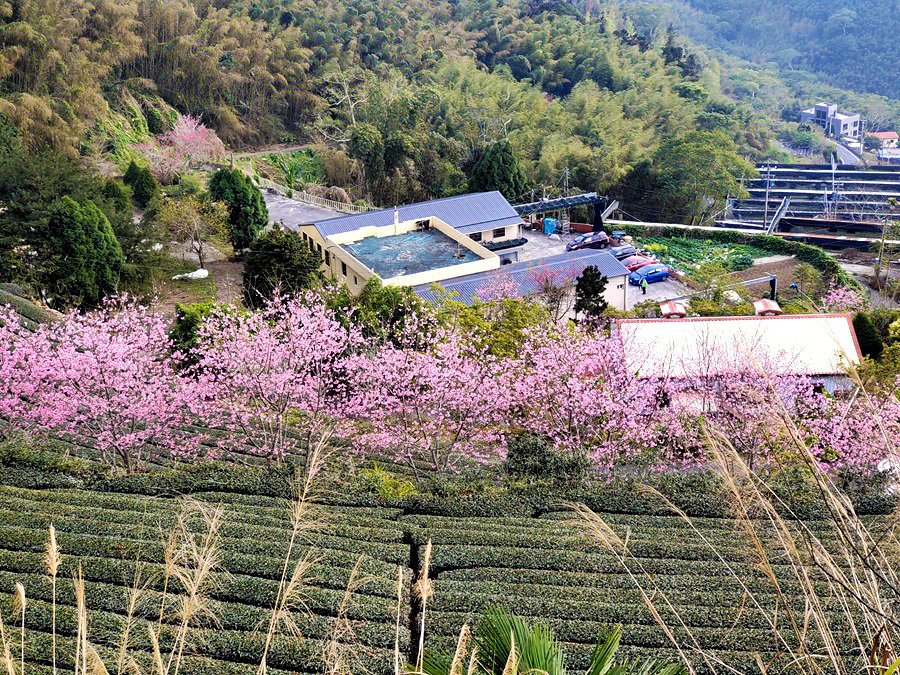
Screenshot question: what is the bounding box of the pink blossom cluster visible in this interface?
[135,115,226,183]
[821,283,867,313]
[0,300,204,471]
[1,297,896,476]
[191,295,367,461]
[350,327,509,474]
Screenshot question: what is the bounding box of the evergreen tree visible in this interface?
[468,140,528,200]
[123,160,142,187]
[46,197,124,307]
[853,311,884,359]
[131,167,160,208]
[102,180,132,214]
[242,226,320,307]
[574,265,609,321]
[209,168,268,251]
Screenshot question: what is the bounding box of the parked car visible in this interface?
[566,231,610,251]
[608,244,636,260]
[621,255,656,272]
[628,264,671,285]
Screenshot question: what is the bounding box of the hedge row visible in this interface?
[435,568,834,599]
[0,485,403,534]
[421,541,833,579]
[0,547,402,608]
[0,505,409,564]
[432,577,813,608]
[0,493,405,549]
[0,587,400,674]
[5,616,311,675]
[424,610,853,655]
[426,588,850,633]
[0,529,400,617]
[423,631,853,675]
[405,510,846,538]
[0,570,408,651]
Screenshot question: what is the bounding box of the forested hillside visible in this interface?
[0,0,771,202]
[621,0,899,101]
[0,0,896,236]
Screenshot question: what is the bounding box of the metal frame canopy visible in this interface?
[513,192,608,216]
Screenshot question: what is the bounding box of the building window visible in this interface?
[469,232,482,242]
[317,243,323,258]
[341,261,347,277]
[353,275,358,285]
[493,227,506,238]
[325,250,331,266]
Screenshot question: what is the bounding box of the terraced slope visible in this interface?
[0,477,885,674]
[0,485,409,675]
[409,512,870,673]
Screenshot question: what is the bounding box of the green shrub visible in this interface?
[170,301,216,359]
[131,166,160,208]
[360,463,417,500]
[853,311,884,359]
[504,433,591,484]
[242,226,321,308]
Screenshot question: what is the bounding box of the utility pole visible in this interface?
[762,165,773,226]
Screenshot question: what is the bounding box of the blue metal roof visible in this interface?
[415,249,629,306]
[310,191,523,237]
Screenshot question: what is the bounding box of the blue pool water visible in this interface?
[343,228,480,278]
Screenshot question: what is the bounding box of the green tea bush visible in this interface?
[360,463,417,500]
[504,433,591,483]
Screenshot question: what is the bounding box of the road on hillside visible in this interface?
[835,143,861,166]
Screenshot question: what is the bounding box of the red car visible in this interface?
[621,255,656,273]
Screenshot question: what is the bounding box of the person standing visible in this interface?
[641,277,648,295]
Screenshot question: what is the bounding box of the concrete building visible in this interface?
[295,192,527,286]
[298,211,501,294]
[800,102,860,139]
[288,190,630,307]
[415,249,630,311]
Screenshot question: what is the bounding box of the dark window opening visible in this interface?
[493,227,506,238]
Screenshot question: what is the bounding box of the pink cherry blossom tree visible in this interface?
[192,295,366,468]
[508,324,676,471]
[526,264,578,321]
[350,327,510,475]
[0,308,41,431]
[475,270,518,303]
[135,115,226,183]
[821,283,867,313]
[4,301,201,472]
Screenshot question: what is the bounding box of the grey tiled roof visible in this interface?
[415,249,629,306]
[310,191,523,237]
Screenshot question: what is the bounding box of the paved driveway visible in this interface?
[835,143,861,166]
[625,278,691,309]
